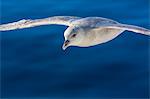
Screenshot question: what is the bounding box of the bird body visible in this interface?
[64,25,124,47]
[80,27,124,47]
[0,16,149,50]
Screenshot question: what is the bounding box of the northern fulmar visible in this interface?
[0,16,149,50]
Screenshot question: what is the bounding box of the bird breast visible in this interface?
[78,27,124,47]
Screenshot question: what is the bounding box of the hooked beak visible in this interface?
[62,40,70,50]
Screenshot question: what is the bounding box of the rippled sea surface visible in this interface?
[1,0,149,98]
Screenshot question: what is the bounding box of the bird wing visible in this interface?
[96,23,150,36]
[0,16,81,31]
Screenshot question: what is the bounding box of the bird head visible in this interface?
[62,26,85,50]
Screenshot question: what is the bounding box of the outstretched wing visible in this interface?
[97,23,150,35]
[0,16,81,31]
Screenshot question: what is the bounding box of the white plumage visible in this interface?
[0,16,149,50]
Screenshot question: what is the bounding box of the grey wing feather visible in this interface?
[97,23,150,35]
[0,16,81,31]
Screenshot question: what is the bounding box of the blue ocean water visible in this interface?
[1,0,149,98]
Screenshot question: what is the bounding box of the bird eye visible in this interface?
[71,34,77,38]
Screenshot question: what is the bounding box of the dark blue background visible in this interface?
[1,0,149,98]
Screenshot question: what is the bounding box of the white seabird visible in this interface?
[0,16,149,50]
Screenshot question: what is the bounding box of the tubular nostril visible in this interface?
[66,40,70,43]
[64,40,70,46]
[62,40,70,50]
